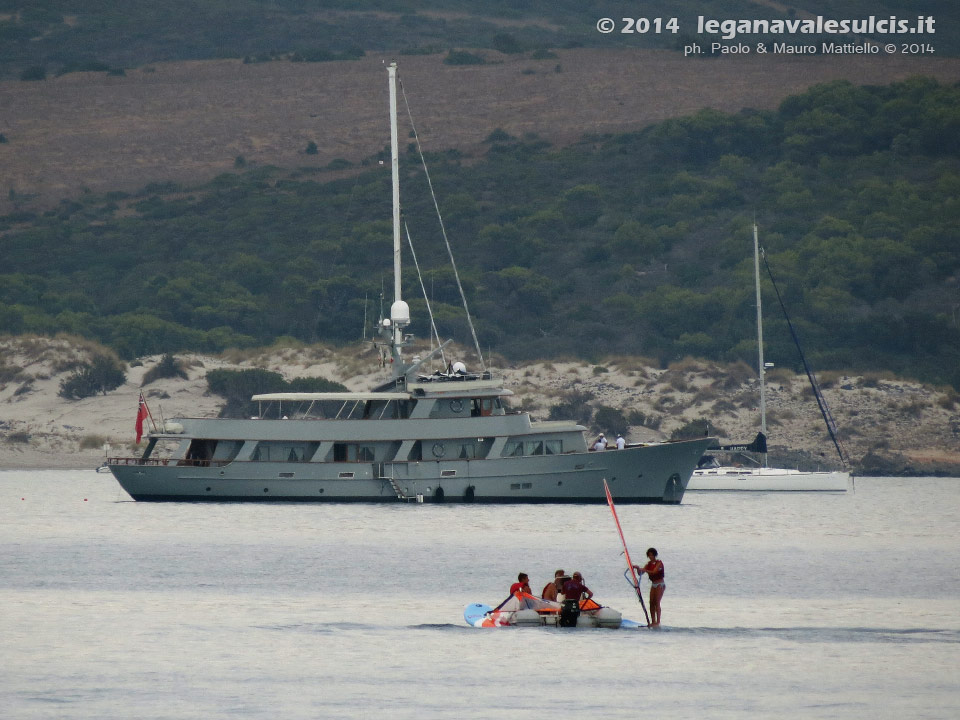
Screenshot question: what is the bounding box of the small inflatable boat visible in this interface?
[464,590,640,629]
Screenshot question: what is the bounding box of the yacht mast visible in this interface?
[754,222,768,466]
[388,62,401,314]
[384,62,410,375]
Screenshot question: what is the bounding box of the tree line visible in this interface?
[1,77,959,388]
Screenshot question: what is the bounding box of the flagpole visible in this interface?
[140,392,157,431]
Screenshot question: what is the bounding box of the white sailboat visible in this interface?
[687,224,850,492]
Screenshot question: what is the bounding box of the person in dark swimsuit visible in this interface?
[634,548,665,627]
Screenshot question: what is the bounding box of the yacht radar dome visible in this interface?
[391,300,410,326]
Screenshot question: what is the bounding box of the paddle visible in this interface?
[603,478,650,626]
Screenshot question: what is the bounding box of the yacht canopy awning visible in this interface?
[251,392,410,402]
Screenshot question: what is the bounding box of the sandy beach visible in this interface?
[2,335,958,474]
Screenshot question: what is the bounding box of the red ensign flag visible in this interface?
[135,393,149,444]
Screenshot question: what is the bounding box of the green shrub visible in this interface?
[444,50,486,65]
[669,418,720,441]
[491,33,524,54]
[142,353,188,386]
[79,434,108,450]
[484,128,515,143]
[0,362,25,383]
[20,66,46,81]
[58,355,126,399]
[547,390,594,427]
[531,48,558,60]
[594,405,628,434]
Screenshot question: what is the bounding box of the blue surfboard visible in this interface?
[464,603,493,627]
[463,603,493,626]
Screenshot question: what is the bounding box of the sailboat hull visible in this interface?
[688,467,849,492]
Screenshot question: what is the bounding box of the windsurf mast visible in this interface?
[603,479,650,625]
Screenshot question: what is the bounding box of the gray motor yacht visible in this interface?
[107,63,712,502]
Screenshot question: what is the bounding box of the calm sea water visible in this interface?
[1,470,958,720]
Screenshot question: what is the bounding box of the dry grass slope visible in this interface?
[3,49,960,211]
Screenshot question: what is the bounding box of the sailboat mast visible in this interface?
[388,63,402,332]
[754,223,768,466]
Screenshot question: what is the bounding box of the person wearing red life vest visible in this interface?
[509,572,531,595]
[634,548,665,627]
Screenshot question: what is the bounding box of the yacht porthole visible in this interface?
[449,399,463,413]
[432,443,445,458]
[206,487,211,492]
[263,488,269,493]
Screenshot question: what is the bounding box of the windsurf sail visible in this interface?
[603,478,650,625]
[493,590,559,614]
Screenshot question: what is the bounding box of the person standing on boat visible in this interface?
[509,573,531,596]
[633,548,665,627]
[615,433,626,450]
[541,569,566,601]
[592,433,607,451]
[561,572,593,601]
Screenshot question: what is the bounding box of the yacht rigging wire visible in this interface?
[404,220,447,368]
[398,75,487,371]
[760,250,851,468]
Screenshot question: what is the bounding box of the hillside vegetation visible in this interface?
[1,78,959,387]
[5,0,956,80]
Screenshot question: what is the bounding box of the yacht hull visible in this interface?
[109,438,710,503]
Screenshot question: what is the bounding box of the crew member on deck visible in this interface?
[592,433,607,451]
[633,548,665,627]
[509,573,531,595]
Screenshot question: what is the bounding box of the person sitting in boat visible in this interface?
[541,569,566,601]
[509,572,531,596]
[633,548,665,627]
[560,572,593,602]
[592,433,607,451]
